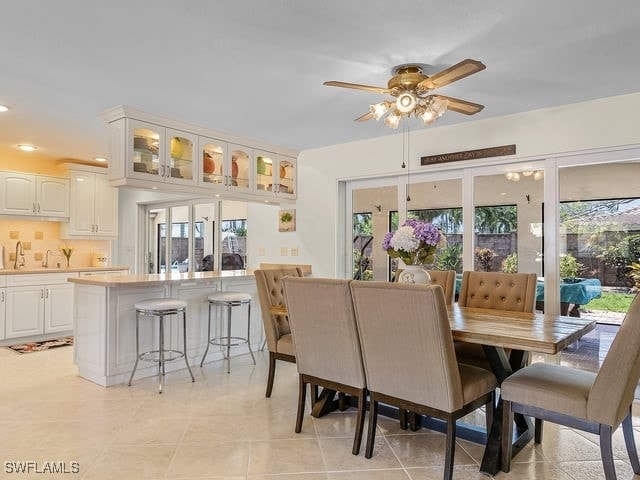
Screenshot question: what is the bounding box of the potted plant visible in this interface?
[560,253,584,282]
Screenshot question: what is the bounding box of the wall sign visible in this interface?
[421,144,516,166]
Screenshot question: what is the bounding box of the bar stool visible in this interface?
[128,298,195,393]
[200,291,256,373]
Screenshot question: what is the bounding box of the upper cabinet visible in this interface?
[103,106,298,202]
[60,165,118,239]
[254,151,297,200]
[0,172,69,218]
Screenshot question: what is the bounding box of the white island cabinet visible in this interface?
[69,271,260,386]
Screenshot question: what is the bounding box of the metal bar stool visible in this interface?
[128,298,195,393]
[200,291,256,373]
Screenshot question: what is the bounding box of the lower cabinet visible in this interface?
[5,274,77,339]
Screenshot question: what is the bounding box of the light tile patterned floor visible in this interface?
[0,339,639,480]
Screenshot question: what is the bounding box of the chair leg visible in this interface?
[501,400,514,473]
[311,384,319,405]
[534,418,544,443]
[365,394,378,459]
[399,409,408,430]
[599,424,617,480]
[265,352,276,398]
[444,415,456,480]
[622,408,640,474]
[352,388,366,455]
[295,374,306,433]
[409,411,420,431]
[485,391,495,434]
[199,302,212,367]
[338,392,347,411]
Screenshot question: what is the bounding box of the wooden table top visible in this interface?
[270,303,596,355]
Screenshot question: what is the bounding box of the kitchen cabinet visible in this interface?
[5,273,77,339]
[122,119,198,187]
[254,151,297,199]
[0,172,69,217]
[198,138,254,194]
[60,166,118,239]
[102,105,298,202]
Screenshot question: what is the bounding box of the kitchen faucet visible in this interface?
[14,241,25,269]
[43,249,53,268]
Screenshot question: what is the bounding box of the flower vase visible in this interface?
[65,257,70,268]
[398,265,431,285]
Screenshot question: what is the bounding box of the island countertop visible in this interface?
[68,269,255,287]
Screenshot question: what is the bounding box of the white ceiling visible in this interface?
[1,1,639,166]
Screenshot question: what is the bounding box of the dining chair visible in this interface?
[394,269,456,305]
[254,267,304,397]
[501,292,640,480]
[455,271,537,369]
[351,281,497,479]
[283,277,367,455]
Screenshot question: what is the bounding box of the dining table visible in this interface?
[269,302,596,475]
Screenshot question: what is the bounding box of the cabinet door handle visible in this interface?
[1,291,4,302]
[41,289,44,299]
[95,224,98,233]
[45,288,49,299]
[33,203,37,213]
[37,203,41,213]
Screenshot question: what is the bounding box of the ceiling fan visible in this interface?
[324,59,486,129]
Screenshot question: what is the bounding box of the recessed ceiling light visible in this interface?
[18,144,37,152]
[94,157,108,163]
[0,105,9,112]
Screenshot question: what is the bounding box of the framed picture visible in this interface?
[279,209,296,232]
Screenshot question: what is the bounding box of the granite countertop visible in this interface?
[68,269,255,287]
[0,266,130,275]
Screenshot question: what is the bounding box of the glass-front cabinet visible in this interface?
[228,144,252,193]
[128,120,196,186]
[254,151,297,199]
[199,137,227,187]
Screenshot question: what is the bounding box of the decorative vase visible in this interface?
[398,265,431,285]
[65,256,71,268]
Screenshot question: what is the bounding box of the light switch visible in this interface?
[34,252,43,261]
[280,247,288,256]
[34,231,44,240]
[23,242,31,250]
[291,247,299,256]
[9,231,18,239]
[9,253,15,261]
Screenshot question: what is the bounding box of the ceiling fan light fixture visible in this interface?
[431,97,449,118]
[369,101,390,120]
[384,111,401,129]
[421,107,437,125]
[533,170,544,181]
[395,92,416,114]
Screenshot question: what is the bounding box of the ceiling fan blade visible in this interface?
[354,111,374,122]
[435,95,484,115]
[323,81,390,94]
[417,59,486,90]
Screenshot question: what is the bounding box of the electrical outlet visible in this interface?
[23,242,31,250]
[9,231,18,239]
[34,231,44,240]
[280,247,288,256]
[9,253,15,261]
[258,248,266,256]
[34,252,43,261]
[291,247,299,256]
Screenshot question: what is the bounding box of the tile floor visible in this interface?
[1,331,639,480]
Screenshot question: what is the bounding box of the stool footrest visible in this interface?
[139,349,186,363]
[207,336,250,348]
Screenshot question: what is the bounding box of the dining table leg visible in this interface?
[479,346,534,475]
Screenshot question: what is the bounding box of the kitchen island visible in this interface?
[68,270,259,386]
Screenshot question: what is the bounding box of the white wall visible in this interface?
[274,92,640,278]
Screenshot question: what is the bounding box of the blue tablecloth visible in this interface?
[455,275,602,305]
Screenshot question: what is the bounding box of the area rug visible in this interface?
[7,336,74,354]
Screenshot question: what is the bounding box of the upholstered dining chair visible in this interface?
[283,277,367,455]
[455,271,537,369]
[254,267,304,397]
[501,292,640,480]
[394,269,456,305]
[351,281,497,480]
